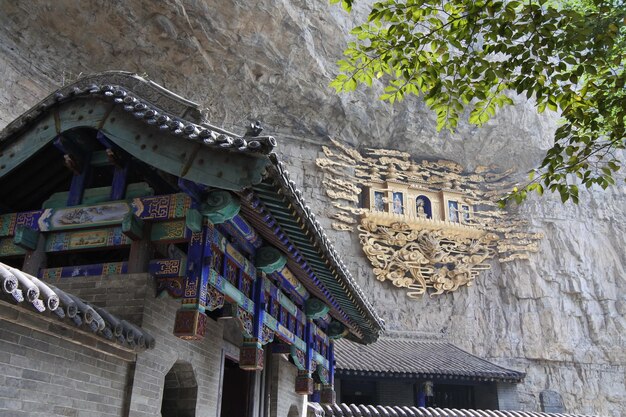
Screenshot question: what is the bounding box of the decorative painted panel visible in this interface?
[40,262,127,280]
[0,210,43,237]
[132,193,191,220]
[45,227,130,252]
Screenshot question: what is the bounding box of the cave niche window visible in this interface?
[161,360,198,417]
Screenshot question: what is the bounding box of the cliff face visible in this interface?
[0,1,624,415]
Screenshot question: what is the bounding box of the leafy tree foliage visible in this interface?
[330,0,625,204]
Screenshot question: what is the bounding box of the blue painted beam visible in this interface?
[110,162,129,201]
[251,270,265,341]
[328,341,335,385]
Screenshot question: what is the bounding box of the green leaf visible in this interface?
[331,0,626,205]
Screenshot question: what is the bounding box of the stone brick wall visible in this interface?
[497,383,521,411]
[55,273,225,417]
[0,314,131,417]
[269,354,307,417]
[0,265,315,417]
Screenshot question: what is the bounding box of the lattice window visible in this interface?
[210,245,223,273]
[225,258,238,287]
[241,273,253,298]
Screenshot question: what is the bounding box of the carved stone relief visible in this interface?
[316,139,543,298]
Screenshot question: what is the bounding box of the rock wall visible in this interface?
[0,1,623,415]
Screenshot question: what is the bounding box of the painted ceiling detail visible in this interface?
[316,139,543,298]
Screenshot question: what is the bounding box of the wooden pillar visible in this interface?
[21,233,47,276]
[320,341,337,404]
[173,219,212,340]
[109,156,129,201]
[295,319,315,395]
[53,136,91,206]
[240,273,266,370]
[241,246,287,371]
[97,132,129,201]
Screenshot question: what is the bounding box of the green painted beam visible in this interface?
[13,226,39,250]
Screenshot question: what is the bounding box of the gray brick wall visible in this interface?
[53,273,149,325]
[1,272,311,417]
[0,318,130,417]
[55,273,225,417]
[496,382,520,410]
[0,273,227,417]
[269,354,306,417]
[126,275,224,417]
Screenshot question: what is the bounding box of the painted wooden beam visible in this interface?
[263,277,305,324]
[148,258,186,277]
[42,183,153,209]
[133,193,191,221]
[271,265,309,306]
[150,220,187,243]
[39,262,128,280]
[45,227,131,252]
[0,211,44,238]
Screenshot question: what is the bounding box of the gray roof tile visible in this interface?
[335,335,524,382]
[0,262,154,351]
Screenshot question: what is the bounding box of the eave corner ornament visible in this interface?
[316,139,543,299]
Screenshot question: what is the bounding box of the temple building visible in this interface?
[332,332,525,410]
[0,72,384,417]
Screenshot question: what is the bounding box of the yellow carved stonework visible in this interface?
[316,139,543,298]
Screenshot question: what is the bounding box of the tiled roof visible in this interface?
[312,403,598,417]
[335,334,524,382]
[0,262,154,351]
[0,71,277,155]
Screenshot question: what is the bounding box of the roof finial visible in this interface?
[245,120,263,137]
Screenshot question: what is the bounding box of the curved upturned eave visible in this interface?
[0,71,275,190]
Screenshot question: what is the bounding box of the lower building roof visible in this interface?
[335,333,524,383]
[0,262,154,354]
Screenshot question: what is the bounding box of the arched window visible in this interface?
[415,196,432,219]
[161,361,197,417]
